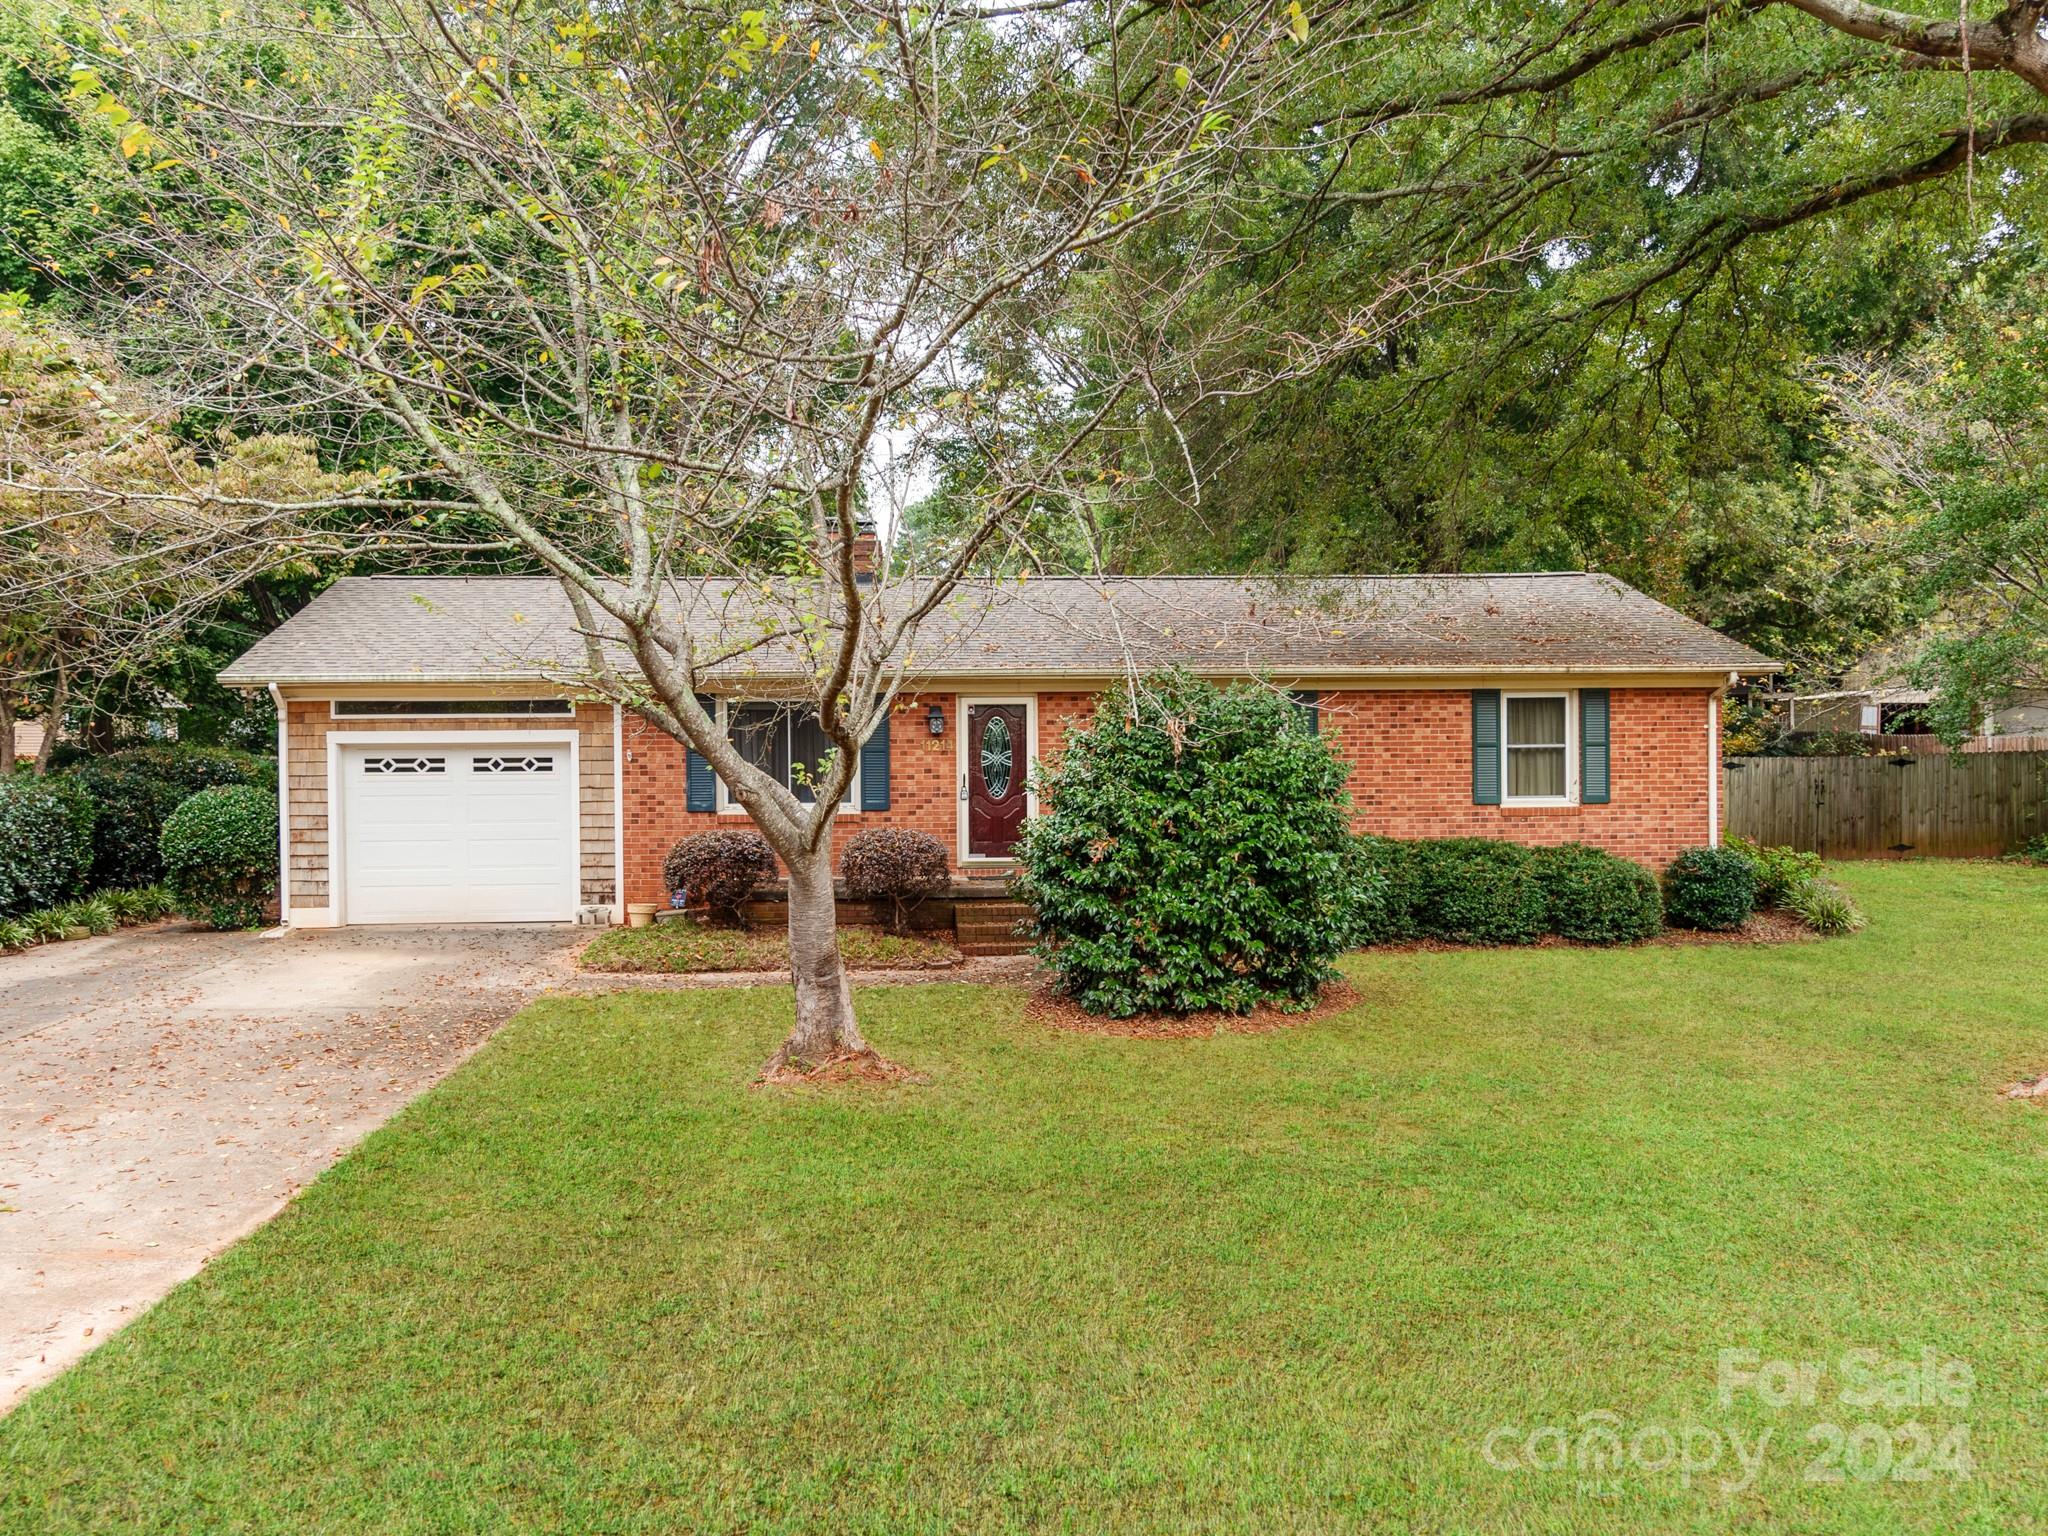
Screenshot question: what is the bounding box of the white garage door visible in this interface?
[340,744,575,923]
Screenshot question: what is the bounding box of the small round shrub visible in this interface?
[1663,845,1758,931]
[160,785,279,930]
[1782,874,1866,936]
[1013,673,1352,1016]
[1724,835,1822,907]
[663,829,777,924]
[842,827,950,932]
[1410,837,1547,945]
[0,774,97,917]
[1530,843,1663,944]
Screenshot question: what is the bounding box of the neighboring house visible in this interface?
[9,719,45,763]
[1784,640,2048,738]
[218,572,1774,927]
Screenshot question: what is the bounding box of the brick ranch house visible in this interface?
[219,572,1774,929]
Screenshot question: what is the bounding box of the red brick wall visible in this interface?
[1324,687,1718,865]
[620,684,1721,901]
[621,693,963,905]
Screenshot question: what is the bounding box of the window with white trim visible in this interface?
[719,702,858,809]
[1503,693,1573,804]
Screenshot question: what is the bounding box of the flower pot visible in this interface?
[626,902,658,929]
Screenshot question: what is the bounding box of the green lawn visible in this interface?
[6,861,2047,1534]
[580,920,960,973]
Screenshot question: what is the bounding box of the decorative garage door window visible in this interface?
[473,754,556,774]
[363,755,447,774]
[979,713,1014,799]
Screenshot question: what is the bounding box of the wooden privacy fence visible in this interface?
[1723,751,2048,858]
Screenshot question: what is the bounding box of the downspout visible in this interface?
[1708,678,1727,848]
[269,684,291,925]
[611,703,626,925]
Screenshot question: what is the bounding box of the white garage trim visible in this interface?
[327,729,580,925]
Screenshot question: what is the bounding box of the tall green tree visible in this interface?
[1078,0,2048,670]
[40,0,1509,1073]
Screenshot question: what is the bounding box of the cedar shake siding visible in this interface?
[282,699,617,914]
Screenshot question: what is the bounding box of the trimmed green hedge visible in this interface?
[0,774,97,918]
[1663,846,1758,931]
[1530,843,1664,944]
[1015,673,1351,1016]
[1339,835,1663,947]
[1412,837,1549,945]
[161,785,279,930]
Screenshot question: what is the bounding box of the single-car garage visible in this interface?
[337,738,579,923]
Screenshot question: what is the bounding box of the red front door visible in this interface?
[966,703,1028,858]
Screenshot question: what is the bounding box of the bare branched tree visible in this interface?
[35,0,1527,1072]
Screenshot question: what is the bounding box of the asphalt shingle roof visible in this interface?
[219,572,1775,686]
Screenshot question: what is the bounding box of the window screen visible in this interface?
[1505,695,1568,800]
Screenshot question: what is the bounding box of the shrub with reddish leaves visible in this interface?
[663,830,776,924]
[842,828,950,932]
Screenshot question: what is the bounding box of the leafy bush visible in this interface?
[1339,835,1420,945]
[65,759,188,888]
[65,747,274,889]
[160,786,279,930]
[1663,846,1758,931]
[2005,833,2048,866]
[841,827,951,932]
[1529,843,1664,944]
[1409,837,1547,945]
[1013,673,1352,1016]
[1333,837,1399,947]
[662,829,777,924]
[104,886,175,924]
[98,744,276,796]
[0,774,96,917]
[1783,875,1866,936]
[1725,835,1823,906]
[0,885,174,953]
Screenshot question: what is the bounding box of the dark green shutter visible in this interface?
[1472,689,1502,805]
[1580,688,1610,804]
[860,717,891,810]
[1290,689,1320,734]
[685,694,717,812]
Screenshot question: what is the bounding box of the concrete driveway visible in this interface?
[0,922,585,1410]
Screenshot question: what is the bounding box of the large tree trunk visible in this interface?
[0,690,14,776]
[765,847,871,1076]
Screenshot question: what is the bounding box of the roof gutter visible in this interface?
[229,659,1779,688]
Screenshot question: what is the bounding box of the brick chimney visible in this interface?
[843,519,881,582]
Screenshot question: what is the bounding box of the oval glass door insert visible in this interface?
[980,715,1014,798]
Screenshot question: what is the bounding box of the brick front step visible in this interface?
[955,917,1035,956]
[958,939,1034,957]
[962,903,1035,923]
